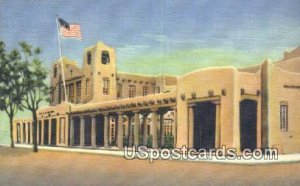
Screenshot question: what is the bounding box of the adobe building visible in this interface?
[13,43,300,154]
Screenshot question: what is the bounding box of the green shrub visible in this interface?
[164,134,174,149]
[147,135,153,148]
[123,136,129,146]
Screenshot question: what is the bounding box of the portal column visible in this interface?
[48,120,52,145]
[188,104,195,148]
[25,123,28,144]
[128,114,133,147]
[104,113,109,148]
[41,120,45,145]
[30,122,33,144]
[70,117,74,146]
[214,101,221,149]
[133,111,140,146]
[151,109,158,148]
[172,108,177,147]
[37,121,40,145]
[91,115,97,148]
[73,83,77,103]
[25,122,28,144]
[117,112,123,149]
[159,112,165,147]
[142,114,149,145]
[80,116,85,147]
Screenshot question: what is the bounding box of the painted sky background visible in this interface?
[0,0,300,144]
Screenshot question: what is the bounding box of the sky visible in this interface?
[1,0,300,75]
[0,0,300,143]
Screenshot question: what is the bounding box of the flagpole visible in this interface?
[55,15,68,103]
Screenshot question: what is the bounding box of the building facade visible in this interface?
[13,43,300,154]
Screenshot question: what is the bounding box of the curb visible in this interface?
[3,144,300,165]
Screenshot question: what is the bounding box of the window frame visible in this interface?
[76,81,81,103]
[117,83,122,98]
[103,77,110,95]
[85,79,90,94]
[142,86,148,96]
[87,51,92,65]
[129,85,136,98]
[101,50,110,64]
[280,102,288,132]
[156,86,160,93]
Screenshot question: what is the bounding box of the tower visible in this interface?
[81,42,117,103]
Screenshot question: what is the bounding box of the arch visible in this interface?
[240,99,258,151]
[43,120,49,145]
[73,117,81,146]
[50,119,57,146]
[193,101,216,150]
[96,115,104,146]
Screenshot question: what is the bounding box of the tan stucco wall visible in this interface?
[13,119,33,144]
[117,73,156,98]
[238,71,262,149]
[13,43,300,154]
[268,62,300,153]
[176,67,236,148]
[176,66,262,151]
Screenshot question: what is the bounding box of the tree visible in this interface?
[19,42,50,152]
[0,41,26,148]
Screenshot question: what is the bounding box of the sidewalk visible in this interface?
[4,144,300,164]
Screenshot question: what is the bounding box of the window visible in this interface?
[85,79,89,94]
[51,87,55,103]
[87,51,92,65]
[129,85,136,98]
[280,103,288,131]
[76,81,81,103]
[117,83,122,97]
[70,70,73,76]
[69,83,74,103]
[111,123,115,141]
[143,86,148,96]
[53,66,58,78]
[103,78,110,95]
[101,51,110,64]
[156,86,160,93]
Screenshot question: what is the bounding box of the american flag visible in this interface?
[58,18,83,40]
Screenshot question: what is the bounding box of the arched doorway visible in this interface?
[38,121,42,145]
[44,120,49,145]
[240,99,257,151]
[84,116,92,146]
[50,119,57,146]
[193,101,216,150]
[96,115,104,146]
[73,117,80,146]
